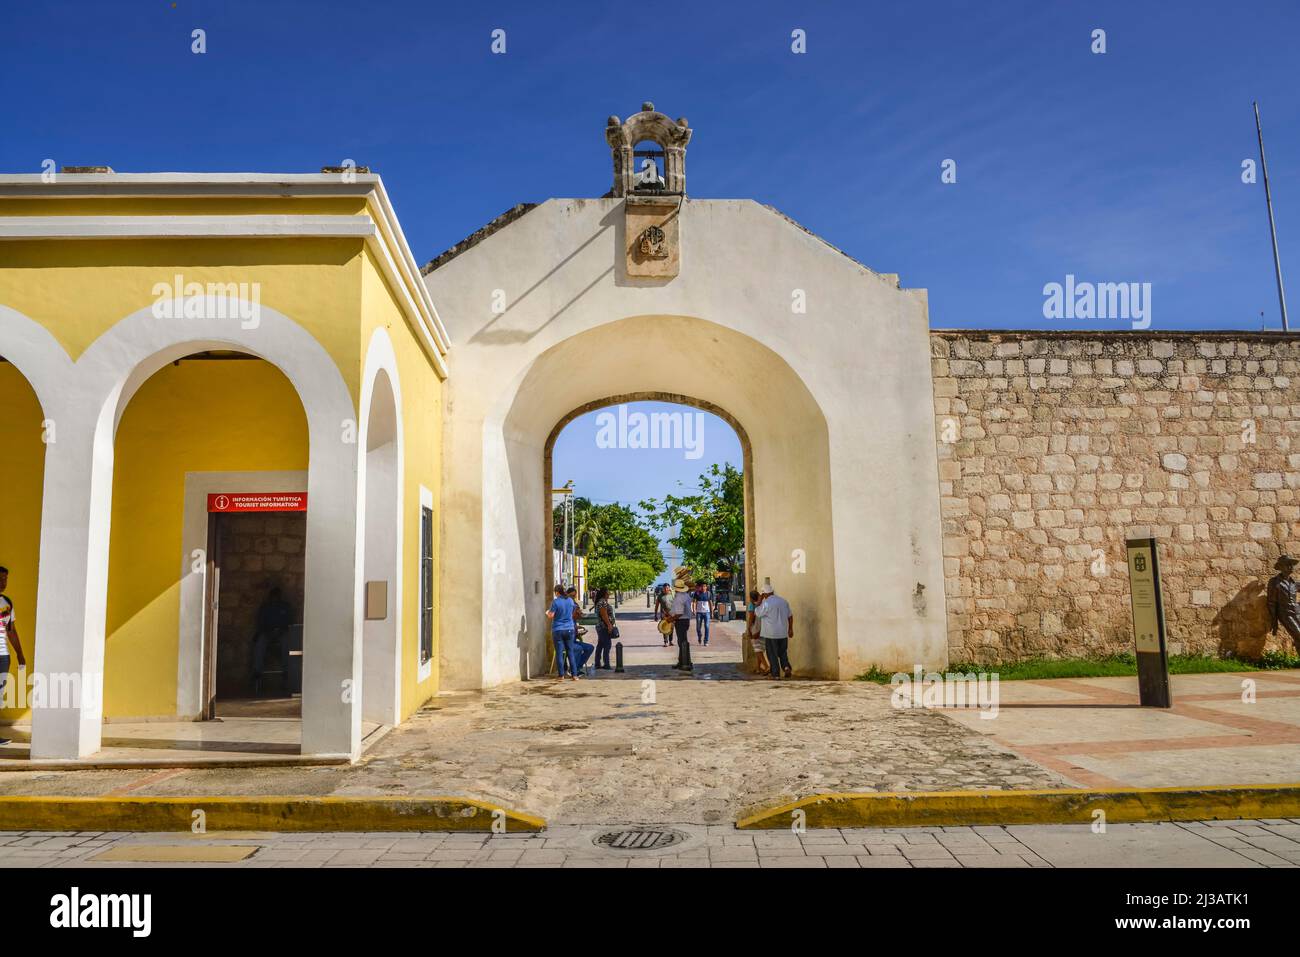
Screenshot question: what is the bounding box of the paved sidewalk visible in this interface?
[0,612,1062,822]
[1,610,1294,826]
[1,819,1296,868]
[941,670,1300,788]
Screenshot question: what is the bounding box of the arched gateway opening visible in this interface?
[438,312,842,689]
[545,395,755,673]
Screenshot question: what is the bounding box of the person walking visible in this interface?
[0,566,28,745]
[745,588,769,676]
[657,584,675,646]
[756,579,794,679]
[693,581,711,646]
[669,568,694,673]
[546,584,581,680]
[594,587,617,669]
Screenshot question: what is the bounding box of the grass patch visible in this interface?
[855,652,1300,683]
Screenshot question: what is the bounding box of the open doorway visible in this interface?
[204,502,307,719]
[545,395,755,679]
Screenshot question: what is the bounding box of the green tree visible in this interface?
[640,463,744,580]
[587,557,656,593]
[552,498,666,576]
[572,502,603,555]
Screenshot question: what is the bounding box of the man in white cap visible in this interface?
[756,578,793,679]
[668,568,694,673]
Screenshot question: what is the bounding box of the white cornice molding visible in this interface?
[371,179,450,354]
[0,172,381,195]
[0,214,376,239]
[0,173,450,373]
[363,220,448,378]
[0,202,449,378]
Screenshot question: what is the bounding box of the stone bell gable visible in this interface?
[605,101,692,198]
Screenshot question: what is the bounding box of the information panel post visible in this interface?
[1124,537,1173,708]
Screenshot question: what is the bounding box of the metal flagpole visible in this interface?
[1255,101,1290,331]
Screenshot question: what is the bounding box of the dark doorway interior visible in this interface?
[212,511,307,705]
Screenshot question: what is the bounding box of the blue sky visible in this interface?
[3,0,1297,331]
[552,402,742,579]
[5,0,1298,566]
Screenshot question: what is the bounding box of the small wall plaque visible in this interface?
[365,580,388,621]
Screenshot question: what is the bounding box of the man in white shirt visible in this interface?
[668,570,695,673]
[756,580,793,679]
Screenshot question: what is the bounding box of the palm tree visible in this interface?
[573,506,602,556]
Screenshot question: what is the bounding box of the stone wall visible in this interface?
[930,331,1300,664]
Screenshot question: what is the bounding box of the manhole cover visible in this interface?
[593,827,688,851]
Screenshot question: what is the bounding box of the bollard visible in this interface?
[614,642,624,672]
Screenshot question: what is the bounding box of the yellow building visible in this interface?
[0,171,446,760]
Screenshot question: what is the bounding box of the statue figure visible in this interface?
[1266,554,1300,652]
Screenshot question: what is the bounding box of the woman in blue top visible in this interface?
[546,585,581,680]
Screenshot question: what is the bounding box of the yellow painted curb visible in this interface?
[0,796,545,832]
[736,783,1300,829]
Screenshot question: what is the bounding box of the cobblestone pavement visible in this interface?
[0,612,1065,823]
[2,819,1297,868]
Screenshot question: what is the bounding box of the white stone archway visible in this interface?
[11,299,363,760]
[445,314,838,688]
[426,197,950,690]
[0,306,74,416]
[358,327,404,727]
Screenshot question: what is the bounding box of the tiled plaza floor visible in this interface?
[941,670,1300,788]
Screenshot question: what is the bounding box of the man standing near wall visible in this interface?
[669,568,694,673]
[0,566,28,745]
[757,579,793,679]
[1267,555,1300,654]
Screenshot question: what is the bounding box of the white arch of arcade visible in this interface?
[0,300,400,761]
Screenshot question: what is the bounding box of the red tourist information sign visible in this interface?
[207,492,308,513]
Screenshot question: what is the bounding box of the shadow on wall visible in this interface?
[517,614,530,680]
[1212,579,1278,659]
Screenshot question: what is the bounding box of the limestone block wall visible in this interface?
[930,331,1300,664]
